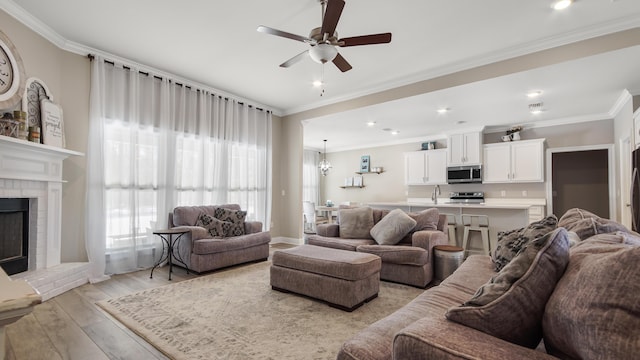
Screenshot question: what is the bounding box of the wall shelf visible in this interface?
[340,185,365,189]
[355,170,384,175]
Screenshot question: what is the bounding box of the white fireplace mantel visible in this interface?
[0,135,83,183]
[0,135,84,273]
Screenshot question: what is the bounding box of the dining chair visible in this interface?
[303,201,328,234]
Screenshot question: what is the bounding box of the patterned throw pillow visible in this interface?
[446,228,570,348]
[213,207,247,237]
[491,215,558,271]
[195,213,227,238]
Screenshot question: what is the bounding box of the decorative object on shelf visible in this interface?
[0,30,27,110]
[421,141,436,150]
[360,155,370,173]
[344,177,353,187]
[28,125,40,143]
[318,139,332,176]
[353,176,363,187]
[0,112,18,138]
[13,110,27,140]
[505,125,523,141]
[41,100,64,147]
[22,77,52,130]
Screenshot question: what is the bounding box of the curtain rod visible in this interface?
[87,54,269,113]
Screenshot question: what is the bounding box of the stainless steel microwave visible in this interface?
[447,165,482,184]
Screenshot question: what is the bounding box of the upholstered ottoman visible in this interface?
[270,245,381,311]
[357,245,431,288]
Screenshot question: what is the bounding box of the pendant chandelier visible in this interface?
[318,139,332,176]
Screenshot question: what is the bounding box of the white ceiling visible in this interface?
[4,0,640,151]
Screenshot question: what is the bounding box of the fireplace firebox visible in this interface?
[0,198,29,275]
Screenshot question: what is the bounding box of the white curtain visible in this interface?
[85,56,272,279]
[302,149,320,204]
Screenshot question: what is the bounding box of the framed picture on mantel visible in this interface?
[41,99,65,148]
[360,155,370,173]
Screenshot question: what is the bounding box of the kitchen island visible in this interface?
[366,198,546,253]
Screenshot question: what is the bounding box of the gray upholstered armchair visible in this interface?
[168,204,271,273]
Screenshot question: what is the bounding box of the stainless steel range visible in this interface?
[448,192,485,204]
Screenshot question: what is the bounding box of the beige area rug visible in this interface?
[97,260,424,360]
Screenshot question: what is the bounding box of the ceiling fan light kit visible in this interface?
[257,0,391,73]
[309,43,338,64]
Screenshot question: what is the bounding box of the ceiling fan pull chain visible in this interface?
[320,64,325,97]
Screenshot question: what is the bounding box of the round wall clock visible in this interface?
[0,30,26,110]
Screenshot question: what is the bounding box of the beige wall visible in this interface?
[1,10,91,262]
[279,117,303,238]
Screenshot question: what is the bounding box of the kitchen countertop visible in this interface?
[367,198,546,210]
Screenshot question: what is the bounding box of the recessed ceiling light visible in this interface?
[312,80,323,87]
[552,0,572,10]
[391,130,400,135]
[527,91,543,98]
[437,108,450,114]
[366,121,376,127]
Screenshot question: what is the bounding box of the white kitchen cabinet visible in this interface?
[447,132,482,166]
[405,149,447,185]
[483,139,545,183]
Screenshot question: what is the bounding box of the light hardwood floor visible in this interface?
[4,243,295,360]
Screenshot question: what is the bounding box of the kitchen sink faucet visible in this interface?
[431,185,441,204]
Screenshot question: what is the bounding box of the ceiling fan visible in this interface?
[257,0,392,72]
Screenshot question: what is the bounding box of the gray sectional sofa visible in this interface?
[168,204,271,273]
[307,207,449,287]
[336,208,640,359]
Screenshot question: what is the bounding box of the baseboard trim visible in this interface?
[270,237,302,245]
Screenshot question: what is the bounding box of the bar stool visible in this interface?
[442,213,457,246]
[461,214,491,257]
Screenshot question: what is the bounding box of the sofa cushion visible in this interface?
[542,239,640,359]
[491,215,558,271]
[172,204,241,226]
[369,209,417,245]
[339,207,375,239]
[408,208,439,232]
[446,227,570,348]
[213,207,247,236]
[357,245,428,266]
[191,231,271,255]
[307,236,376,251]
[557,207,631,240]
[195,213,226,238]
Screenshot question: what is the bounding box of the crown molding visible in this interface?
[283,14,640,117]
[608,89,633,118]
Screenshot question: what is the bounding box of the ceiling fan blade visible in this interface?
[280,50,309,68]
[257,25,314,44]
[321,0,345,37]
[339,33,392,47]
[332,53,352,72]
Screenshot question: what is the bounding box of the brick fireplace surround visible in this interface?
[0,136,89,301]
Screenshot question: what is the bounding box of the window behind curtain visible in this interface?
[96,63,271,274]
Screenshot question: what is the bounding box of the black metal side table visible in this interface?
[150,228,191,280]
